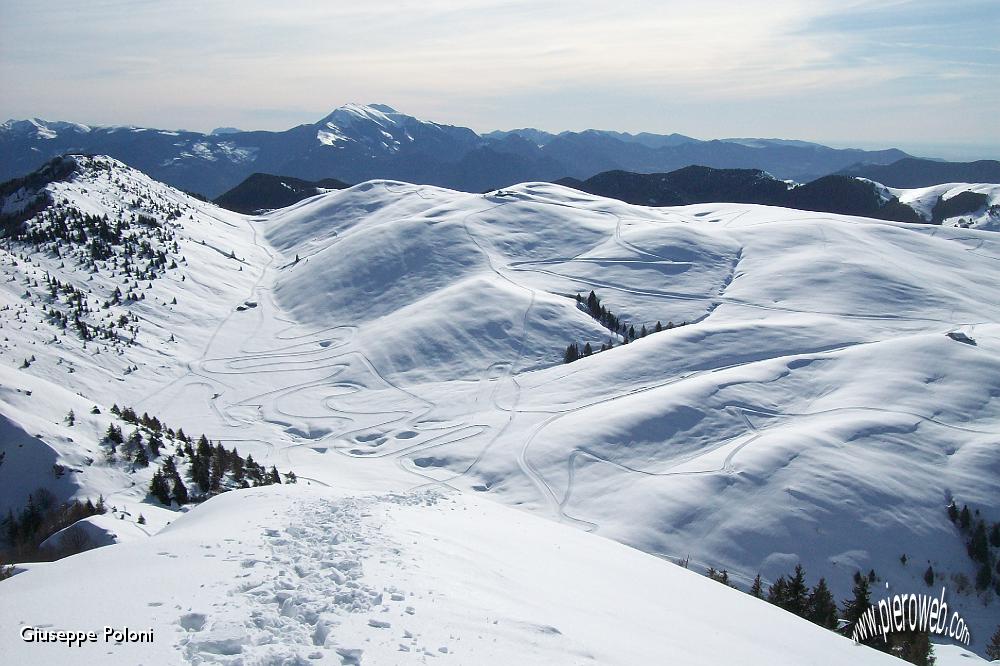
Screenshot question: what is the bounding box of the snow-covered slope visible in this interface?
[0,484,906,666]
[0,155,264,525]
[1,158,998,661]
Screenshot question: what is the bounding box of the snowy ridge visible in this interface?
[0,155,265,526]
[1,159,998,662]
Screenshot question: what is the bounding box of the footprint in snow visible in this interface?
[178,612,207,632]
[336,647,363,665]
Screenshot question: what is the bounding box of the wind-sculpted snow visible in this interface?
[1,160,999,660]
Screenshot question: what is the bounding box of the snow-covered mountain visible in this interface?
[0,104,912,198]
[882,182,1000,230]
[0,156,998,663]
[559,167,1000,229]
[839,158,1000,189]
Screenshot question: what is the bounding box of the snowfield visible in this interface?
[0,156,997,663]
[1,485,906,666]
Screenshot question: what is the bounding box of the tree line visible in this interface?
[563,290,687,363]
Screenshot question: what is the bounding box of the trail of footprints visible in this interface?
[178,492,450,664]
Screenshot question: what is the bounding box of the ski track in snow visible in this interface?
[123,182,1000,526]
[6,165,998,661]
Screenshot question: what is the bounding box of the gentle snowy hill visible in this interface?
[1,157,998,661]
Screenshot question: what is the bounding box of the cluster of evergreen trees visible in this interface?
[103,404,176,469]
[1,488,106,564]
[947,500,1000,594]
[563,290,684,363]
[102,403,295,506]
[719,564,935,665]
[148,434,291,507]
[39,272,140,343]
[11,202,178,282]
[5,186,185,351]
[750,564,839,628]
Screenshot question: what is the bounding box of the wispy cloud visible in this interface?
[0,0,996,152]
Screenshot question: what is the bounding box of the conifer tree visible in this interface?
[842,571,872,632]
[960,505,971,530]
[767,576,788,607]
[806,578,837,629]
[149,471,171,505]
[970,520,989,562]
[750,573,764,598]
[105,423,123,444]
[209,452,224,492]
[197,434,211,459]
[563,343,579,364]
[191,456,210,493]
[976,562,992,591]
[148,433,162,458]
[231,449,245,486]
[171,475,189,505]
[786,564,809,616]
[986,625,1000,661]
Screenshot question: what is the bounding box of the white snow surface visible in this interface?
[1,157,998,662]
[880,181,1000,230]
[0,485,907,665]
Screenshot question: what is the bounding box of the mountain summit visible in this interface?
[1,104,909,197]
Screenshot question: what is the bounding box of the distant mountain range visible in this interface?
[214,173,350,214]
[557,167,922,222]
[837,157,1000,188]
[1,104,912,198]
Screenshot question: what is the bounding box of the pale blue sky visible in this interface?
[1,0,997,158]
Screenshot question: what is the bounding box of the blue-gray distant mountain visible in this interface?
[0,103,912,198]
[837,157,1000,188]
[214,173,351,214]
[558,166,922,223]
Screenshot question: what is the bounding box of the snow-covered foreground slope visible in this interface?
[1,158,999,662]
[0,484,905,666]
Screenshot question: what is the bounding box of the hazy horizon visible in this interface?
[2,1,998,161]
